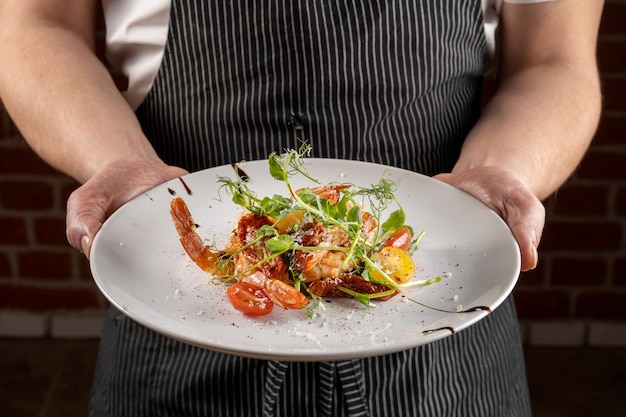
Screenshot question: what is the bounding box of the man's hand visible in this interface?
[66,160,188,258]
[434,166,545,272]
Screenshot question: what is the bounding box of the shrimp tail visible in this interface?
[241,272,309,309]
[264,279,309,309]
[170,197,224,275]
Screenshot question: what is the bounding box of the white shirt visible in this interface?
[102,0,555,109]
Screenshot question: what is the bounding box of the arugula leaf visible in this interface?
[381,209,406,233]
[266,234,294,253]
[268,152,288,181]
[259,195,292,217]
[257,225,278,238]
[212,142,431,305]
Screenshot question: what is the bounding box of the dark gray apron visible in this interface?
[90,1,530,416]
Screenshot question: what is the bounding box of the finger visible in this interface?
[434,169,545,271]
[66,189,108,259]
[503,194,545,271]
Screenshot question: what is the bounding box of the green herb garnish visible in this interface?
[217,142,429,300]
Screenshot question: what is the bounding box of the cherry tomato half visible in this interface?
[370,246,416,284]
[226,282,274,316]
[274,209,305,234]
[382,227,412,251]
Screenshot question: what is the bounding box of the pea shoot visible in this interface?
[216,143,427,305]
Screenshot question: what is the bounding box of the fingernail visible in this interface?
[81,235,90,255]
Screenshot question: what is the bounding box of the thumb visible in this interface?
[433,169,545,272]
[65,188,108,259]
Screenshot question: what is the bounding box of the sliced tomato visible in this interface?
[382,227,412,251]
[370,246,416,284]
[226,282,274,316]
[274,209,305,234]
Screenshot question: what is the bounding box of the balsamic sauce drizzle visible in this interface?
[462,306,492,313]
[172,164,247,198]
[403,295,491,315]
[400,295,492,335]
[178,177,193,195]
[231,163,250,182]
[422,327,455,335]
[169,164,486,338]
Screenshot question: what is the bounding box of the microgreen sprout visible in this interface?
[337,286,398,306]
[214,143,432,302]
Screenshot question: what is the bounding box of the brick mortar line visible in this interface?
[515,275,626,289]
[0,244,75,252]
[599,72,626,79]
[564,177,626,185]
[0,246,80,281]
[1,309,624,347]
[599,112,626,118]
[598,35,626,41]
[536,250,626,259]
[0,277,97,288]
[521,319,626,347]
[534,251,625,259]
[0,176,76,219]
[0,134,28,146]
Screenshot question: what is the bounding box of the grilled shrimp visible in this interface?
[297,184,351,204]
[170,197,226,276]
[241,272,308,309]
[171,198,308,310]
[291,209,378,282]
[233,213,308,309]
[291,221,346,274]
[233,213,290,283]
[299,250,356,282]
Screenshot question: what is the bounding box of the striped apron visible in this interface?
[90,1,531,416]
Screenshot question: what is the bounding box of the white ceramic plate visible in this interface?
[90,159,520,361]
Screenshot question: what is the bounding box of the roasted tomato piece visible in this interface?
[226,282,274,316]
[273,209,305,234]
[382,227,412,250]
[308,274,398,300]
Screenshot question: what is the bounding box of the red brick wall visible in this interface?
[514,0,626,322]
[1,2,625,321]
[0,113,106,310]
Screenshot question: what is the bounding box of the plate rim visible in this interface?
[90,158,521,361]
